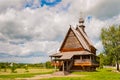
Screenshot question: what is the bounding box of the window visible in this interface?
[82,55,90,59]
[73,55,80,59]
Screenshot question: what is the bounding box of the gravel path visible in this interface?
[16,74,84,80]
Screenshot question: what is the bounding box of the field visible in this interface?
[0,68,54,79]
[0,68,120,80]
[42,68,120,80]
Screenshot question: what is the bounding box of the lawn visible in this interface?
[0,68,54,79]
[42,68,120,80]
[0,68,120,80]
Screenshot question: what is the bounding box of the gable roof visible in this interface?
[60,53,73,60]
[76,26,96,50]
[59,17,96,53]
[59,26,85,51]
[59,26,92,52]
[71,27,90,51]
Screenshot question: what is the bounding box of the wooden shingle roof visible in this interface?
[58,18,96,54]
[71,27,90,51]
[50,51,95,60]
[76,26,96,50]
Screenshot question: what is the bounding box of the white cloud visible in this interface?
[0,0,25,12]
[85,18,105,41]
[0,40,60,56]
[95,41,104,53]
[85,15,120,53]
[87,0,120,19]
[0,0,120,63]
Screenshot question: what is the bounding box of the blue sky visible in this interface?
[0,0,120,63]
[24,0,62,8]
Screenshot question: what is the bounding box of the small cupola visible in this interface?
[79,18,85,32]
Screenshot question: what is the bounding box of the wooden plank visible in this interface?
[61,48,84,52]
[74,63,92,66]
[51,61,63,67]
[60,27,83,52]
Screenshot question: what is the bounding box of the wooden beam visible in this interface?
[62,61,64,72]
[90,55,91,62]
[61,48,84,52]
[66,61,68,71]
[80,56,82,60]
[54,61,57,71]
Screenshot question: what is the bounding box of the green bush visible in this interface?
[10,63,17,73]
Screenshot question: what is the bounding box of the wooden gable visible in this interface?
[59,27,84,52]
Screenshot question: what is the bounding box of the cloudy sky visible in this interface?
[0,0,120,63]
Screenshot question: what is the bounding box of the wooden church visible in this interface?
[50,17,99,72]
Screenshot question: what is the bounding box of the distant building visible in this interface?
[50,17,99,72]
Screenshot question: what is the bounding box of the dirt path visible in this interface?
[16,74,84,80]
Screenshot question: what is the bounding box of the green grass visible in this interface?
[0,68,54,79]
[0,72,53,79]
[42,68,120,80]
[72,68,120,80]
[0,68,120,80]
[42,77,82,80]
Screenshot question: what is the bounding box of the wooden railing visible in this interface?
[74,59,91,66]
[91,60,99,66]
[75,59,90,63]
[74,59,99,66]
[51,61,63,66]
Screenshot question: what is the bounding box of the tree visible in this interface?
[24,64,29,72]
[3,63,7,72]
[45,61,53,69]
[98,53,105,69]
[100,25,120,71]
[10,63,17,73]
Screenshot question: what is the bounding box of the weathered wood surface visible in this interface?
[50,18,99,71]
[61,30,83,52]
